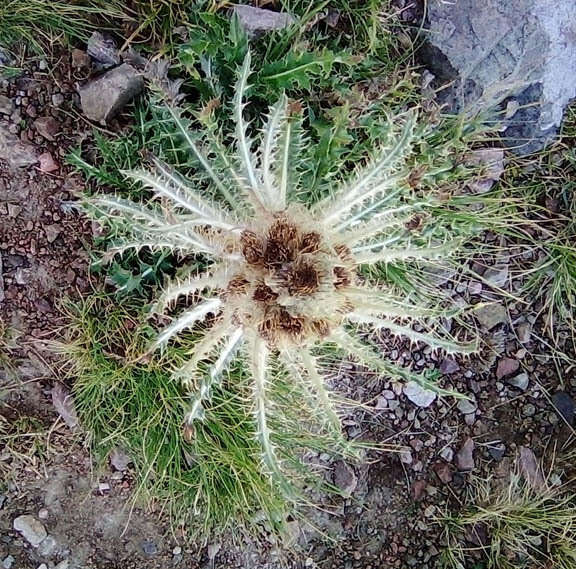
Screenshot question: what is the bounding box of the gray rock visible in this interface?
[87,31,121,68]
[13,515,47,547]
[523,403,536,417]
[141,539,158,556]
[36,535,58,557]
[551,392,574,425]
[496,357,520,379]
[0,95,13,115]
[439,358,459,374]
[79,64,144,124]
[0,124,37,168]
[34,116,60,141]
[516,321,532,343]
[404,381,437,408]
[456,438,475,471]
[232,5,295,37]
[332,461,358,497]
[507,372,529,390]
[52,93,65,107]
[2,556,15,569]
[475,303,507,330]
[457,395,477,415]
[488,442,506,461]
[423,0,576,154]
[484,265,509,289]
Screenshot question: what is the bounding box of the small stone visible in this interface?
[13,515,47,546]
[411,479,427,501]
[172,546,182,556]
[36,535,58,557]
[551,392,574,425]
[333,461,357,497]
[44,225,61,243]
[404,381,437,408]
[141,539,158,556]
[468,280,482,295]
[488,442,506,461]
[439,447,454,462]
[38,59,48,70]
[496,357,520,379]
[439,358,460,377]
[38,152,59,173]
[400,449,413,465]
[34,116,60,141]
[98,482,110,492]
[38,508,49,520]
[79,64,144,124]
[0,124,38,168]
[0,95,14,115]
[37,565,48,569]
[523,404,536,417]
[110,447,132,471]
[457,395,477,415]
[7,203,21,218]
[54,561,69,569]
[456,438,475,471]
[25,104,38,118]
[475,303,507,329]
[484,264,509,288]
[2,556,14,569]
[433,461,453,483]
[516,321,532,343]
[51,93,65,107]
[71,49,91,69]
[232,5,295,37]
[507,372,529,390]
[466,148,505,193]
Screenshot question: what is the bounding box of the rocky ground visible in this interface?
[1,14,575,569]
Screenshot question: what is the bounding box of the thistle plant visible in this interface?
[87,53,476,491]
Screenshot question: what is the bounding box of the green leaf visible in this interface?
[258,49,346,92]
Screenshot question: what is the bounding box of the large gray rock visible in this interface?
[423,0,576,154]
[232,5,295,37]
[79,64,144,124]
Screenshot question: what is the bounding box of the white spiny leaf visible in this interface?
[330,328,460,396]
[125,166,236,232]
[260,95,287,210]
[157,270,229,310]
[165,105,241,212]
[90,195,169,227]
[233,52,268,210]
[152,298,222,351]
[347,313,477,354]
[355,241,460,265]
[184,327,244,424]
[320,112,417,225]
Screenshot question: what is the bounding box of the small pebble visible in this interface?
[457,396,477,415]
[523,404,536,417]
